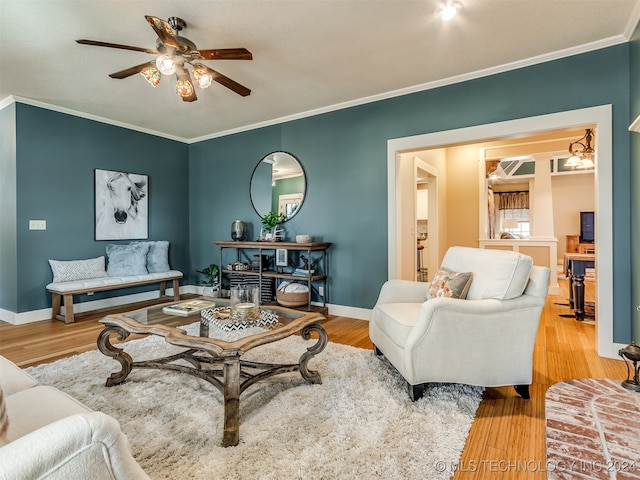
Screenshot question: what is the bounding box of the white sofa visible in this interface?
[0,355,150,480]
[370,246,550,401]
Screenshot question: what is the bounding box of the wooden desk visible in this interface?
[566,235,595,254]
[563,253,595,321]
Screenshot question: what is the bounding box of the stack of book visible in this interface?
[162,299,217,316]
[292,268,314,277]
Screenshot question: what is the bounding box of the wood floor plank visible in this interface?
[0,279,628,479]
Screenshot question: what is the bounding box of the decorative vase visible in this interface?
[202,285,219,298]
[230,285,260,322]
[231,220,246,241]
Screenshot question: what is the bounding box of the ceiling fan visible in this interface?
[76,15,252,102]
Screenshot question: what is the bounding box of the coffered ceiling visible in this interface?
[1,1,639,142]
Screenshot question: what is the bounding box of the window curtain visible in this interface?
[487,189,496,239]
[497,191,529,210]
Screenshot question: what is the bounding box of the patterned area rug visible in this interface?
[26,324,483,479]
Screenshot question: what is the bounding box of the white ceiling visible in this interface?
[1,0,639,143]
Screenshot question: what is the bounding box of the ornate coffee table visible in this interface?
[97,298,327,447]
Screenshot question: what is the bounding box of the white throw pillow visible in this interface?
[48,256,108,283]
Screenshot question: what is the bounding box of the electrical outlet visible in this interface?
[29,220,46,230]
[318,286,324,297]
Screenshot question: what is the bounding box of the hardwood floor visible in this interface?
[0,278,626,479]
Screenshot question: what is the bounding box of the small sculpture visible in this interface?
[618,340,640,392]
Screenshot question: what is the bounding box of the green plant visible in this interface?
[196,263,219,287]
[261,211,287,231]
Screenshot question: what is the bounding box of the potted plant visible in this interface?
[196,263,220,297]
[260,211,287,240]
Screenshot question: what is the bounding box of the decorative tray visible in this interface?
[201,307,279,332]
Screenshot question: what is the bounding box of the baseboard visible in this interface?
[327,304,371,321]
[1,286,190,325]
[0,285,373,325]
[0,307,51,325]
[599,342,628,360]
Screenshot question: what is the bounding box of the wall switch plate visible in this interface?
[29,220,46,230]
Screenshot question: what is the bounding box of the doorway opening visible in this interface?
[386,105,615,358]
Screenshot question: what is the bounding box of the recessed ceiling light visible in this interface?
[436,1,463,21]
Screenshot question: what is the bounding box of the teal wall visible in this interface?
[8,104,190,312]
[0,42,637,345]
[188,45,633,343]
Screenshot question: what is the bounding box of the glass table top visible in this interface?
[116,297,319,344]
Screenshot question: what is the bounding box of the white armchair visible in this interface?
[0,355,150,480]
[369,246,550,401]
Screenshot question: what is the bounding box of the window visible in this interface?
[501,209,530,238]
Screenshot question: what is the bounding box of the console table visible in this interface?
[214,241,331,311]
[563,253,595,322]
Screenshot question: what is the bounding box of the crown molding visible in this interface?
[191,35,629,143]
[2,95,190,143]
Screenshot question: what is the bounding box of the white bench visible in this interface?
[46,270,183,324]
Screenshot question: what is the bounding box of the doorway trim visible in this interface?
[387,105,616,358]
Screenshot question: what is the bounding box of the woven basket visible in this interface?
[276,282,308,307]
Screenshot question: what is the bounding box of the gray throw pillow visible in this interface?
[48,256,108,283]
[106,243,150,277]
[131,240,170,273]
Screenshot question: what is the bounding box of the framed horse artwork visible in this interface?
[95,169,149,240]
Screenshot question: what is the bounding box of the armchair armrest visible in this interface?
[374,279,431,306]
[408,294,544,345]
[0,412,150,480]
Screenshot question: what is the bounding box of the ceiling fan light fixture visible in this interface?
[156,54,176,75]
[140,66,161,87]
[175,78,195,98]
[193,65,213,88]
[436,1,463,21]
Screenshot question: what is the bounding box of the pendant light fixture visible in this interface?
[566,128,595,169]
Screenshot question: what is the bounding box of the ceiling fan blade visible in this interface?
[176,69,198,102]
[193,48,253,60]
[145,15,181,51]
[200,65,251,97]
[109,61,156,79]
[76,39,158,55]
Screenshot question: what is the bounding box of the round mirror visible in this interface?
[250,151,306,221]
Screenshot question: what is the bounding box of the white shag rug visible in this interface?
[26,324,483,480]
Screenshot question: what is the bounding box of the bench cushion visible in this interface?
[46,270,183,294]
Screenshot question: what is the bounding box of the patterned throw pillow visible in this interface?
[0,386,9,446]
[428,268,473,300]
[48,256,108,283]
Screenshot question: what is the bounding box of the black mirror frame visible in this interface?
[249,151,307,222]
